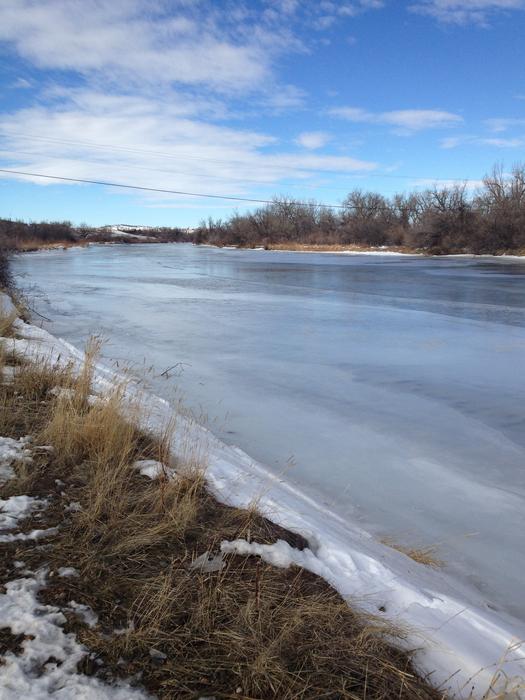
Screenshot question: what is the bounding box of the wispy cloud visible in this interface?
[264,0,384,32]
[441,133,525,148]
[0,0,299,93]
[11,77,33,89]
[0,0,385,209]
[409,0,525,25]
[295,131,331,149]
[481,136,525,147]
[411,177,484,189]
[328,107,463,131]
[0,90,376,203]
[484,117,525,132]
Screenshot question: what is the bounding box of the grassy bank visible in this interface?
[0,299,448,698]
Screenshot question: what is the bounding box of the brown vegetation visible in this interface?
[2,161,524,258]
[380,538,443,569]
[0,333,445,698]
[0,218,187,253]
[194,163,525,256]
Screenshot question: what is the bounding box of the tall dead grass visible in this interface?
[0,342,446,699]
[10,238,88,252]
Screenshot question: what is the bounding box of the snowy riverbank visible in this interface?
[199,243,525,258]
[1,292,523,699]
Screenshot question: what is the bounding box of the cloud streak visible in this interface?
[0,0,294,93]
[409,0,525,25]
[328,107,463,131]
[295,131,332,149]
[0,91,376,204]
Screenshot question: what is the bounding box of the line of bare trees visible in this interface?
[194,164,525,255]
[0,219,186,251]
[1,163,524,258]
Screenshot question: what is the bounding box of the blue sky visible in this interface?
[0,0,524,227]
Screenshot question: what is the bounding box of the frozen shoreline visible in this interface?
[2,295,524,699]
[265,248,525,259]
[14,240,525,260]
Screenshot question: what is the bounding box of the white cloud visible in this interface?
[440,133,525,149]
[309,1,384,30]
[0,90,376,203]
[295,131,331,149]
[440,136,467,148]
[0,0,385,210]
[0,0,290,93]
[12,78,33,89]
[0,1,386,105]
[409,0,525,25]
[261,85,307,112]
[271,0,300,15]
[411,177,484,190]
[481,136,525,147]
[328,107,463,131]
[484,117,525,132]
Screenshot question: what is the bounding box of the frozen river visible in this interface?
[12,244,525,623]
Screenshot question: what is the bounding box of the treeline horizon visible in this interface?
[0,219,186,252]
[1,163,524,256]
[194,164,525,255]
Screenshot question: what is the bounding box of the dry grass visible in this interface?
[267,243,416,254]
[10,238,88,252]
[0,309,17,337]
[380,538,444,569]
[0,344,446,699]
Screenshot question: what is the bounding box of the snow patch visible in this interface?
[64,501,82,513]
[0,526,59,544]
[49,386,76,400]
[0,436,32,485]
[66,600,98,628]
[2,365,17,384]
[0,569,148,699]
[133,459,173,480]
[0,495,46,532]
[221,538,324,573]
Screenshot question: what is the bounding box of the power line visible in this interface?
[0,146,362,193]
[0,167,353,209]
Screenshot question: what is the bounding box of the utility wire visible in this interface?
[0,167,355,209]
[0,146,361,193]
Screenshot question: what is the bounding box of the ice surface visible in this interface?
[9,244,525,696]
[12,244,525,623]
[2,299,525,697]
